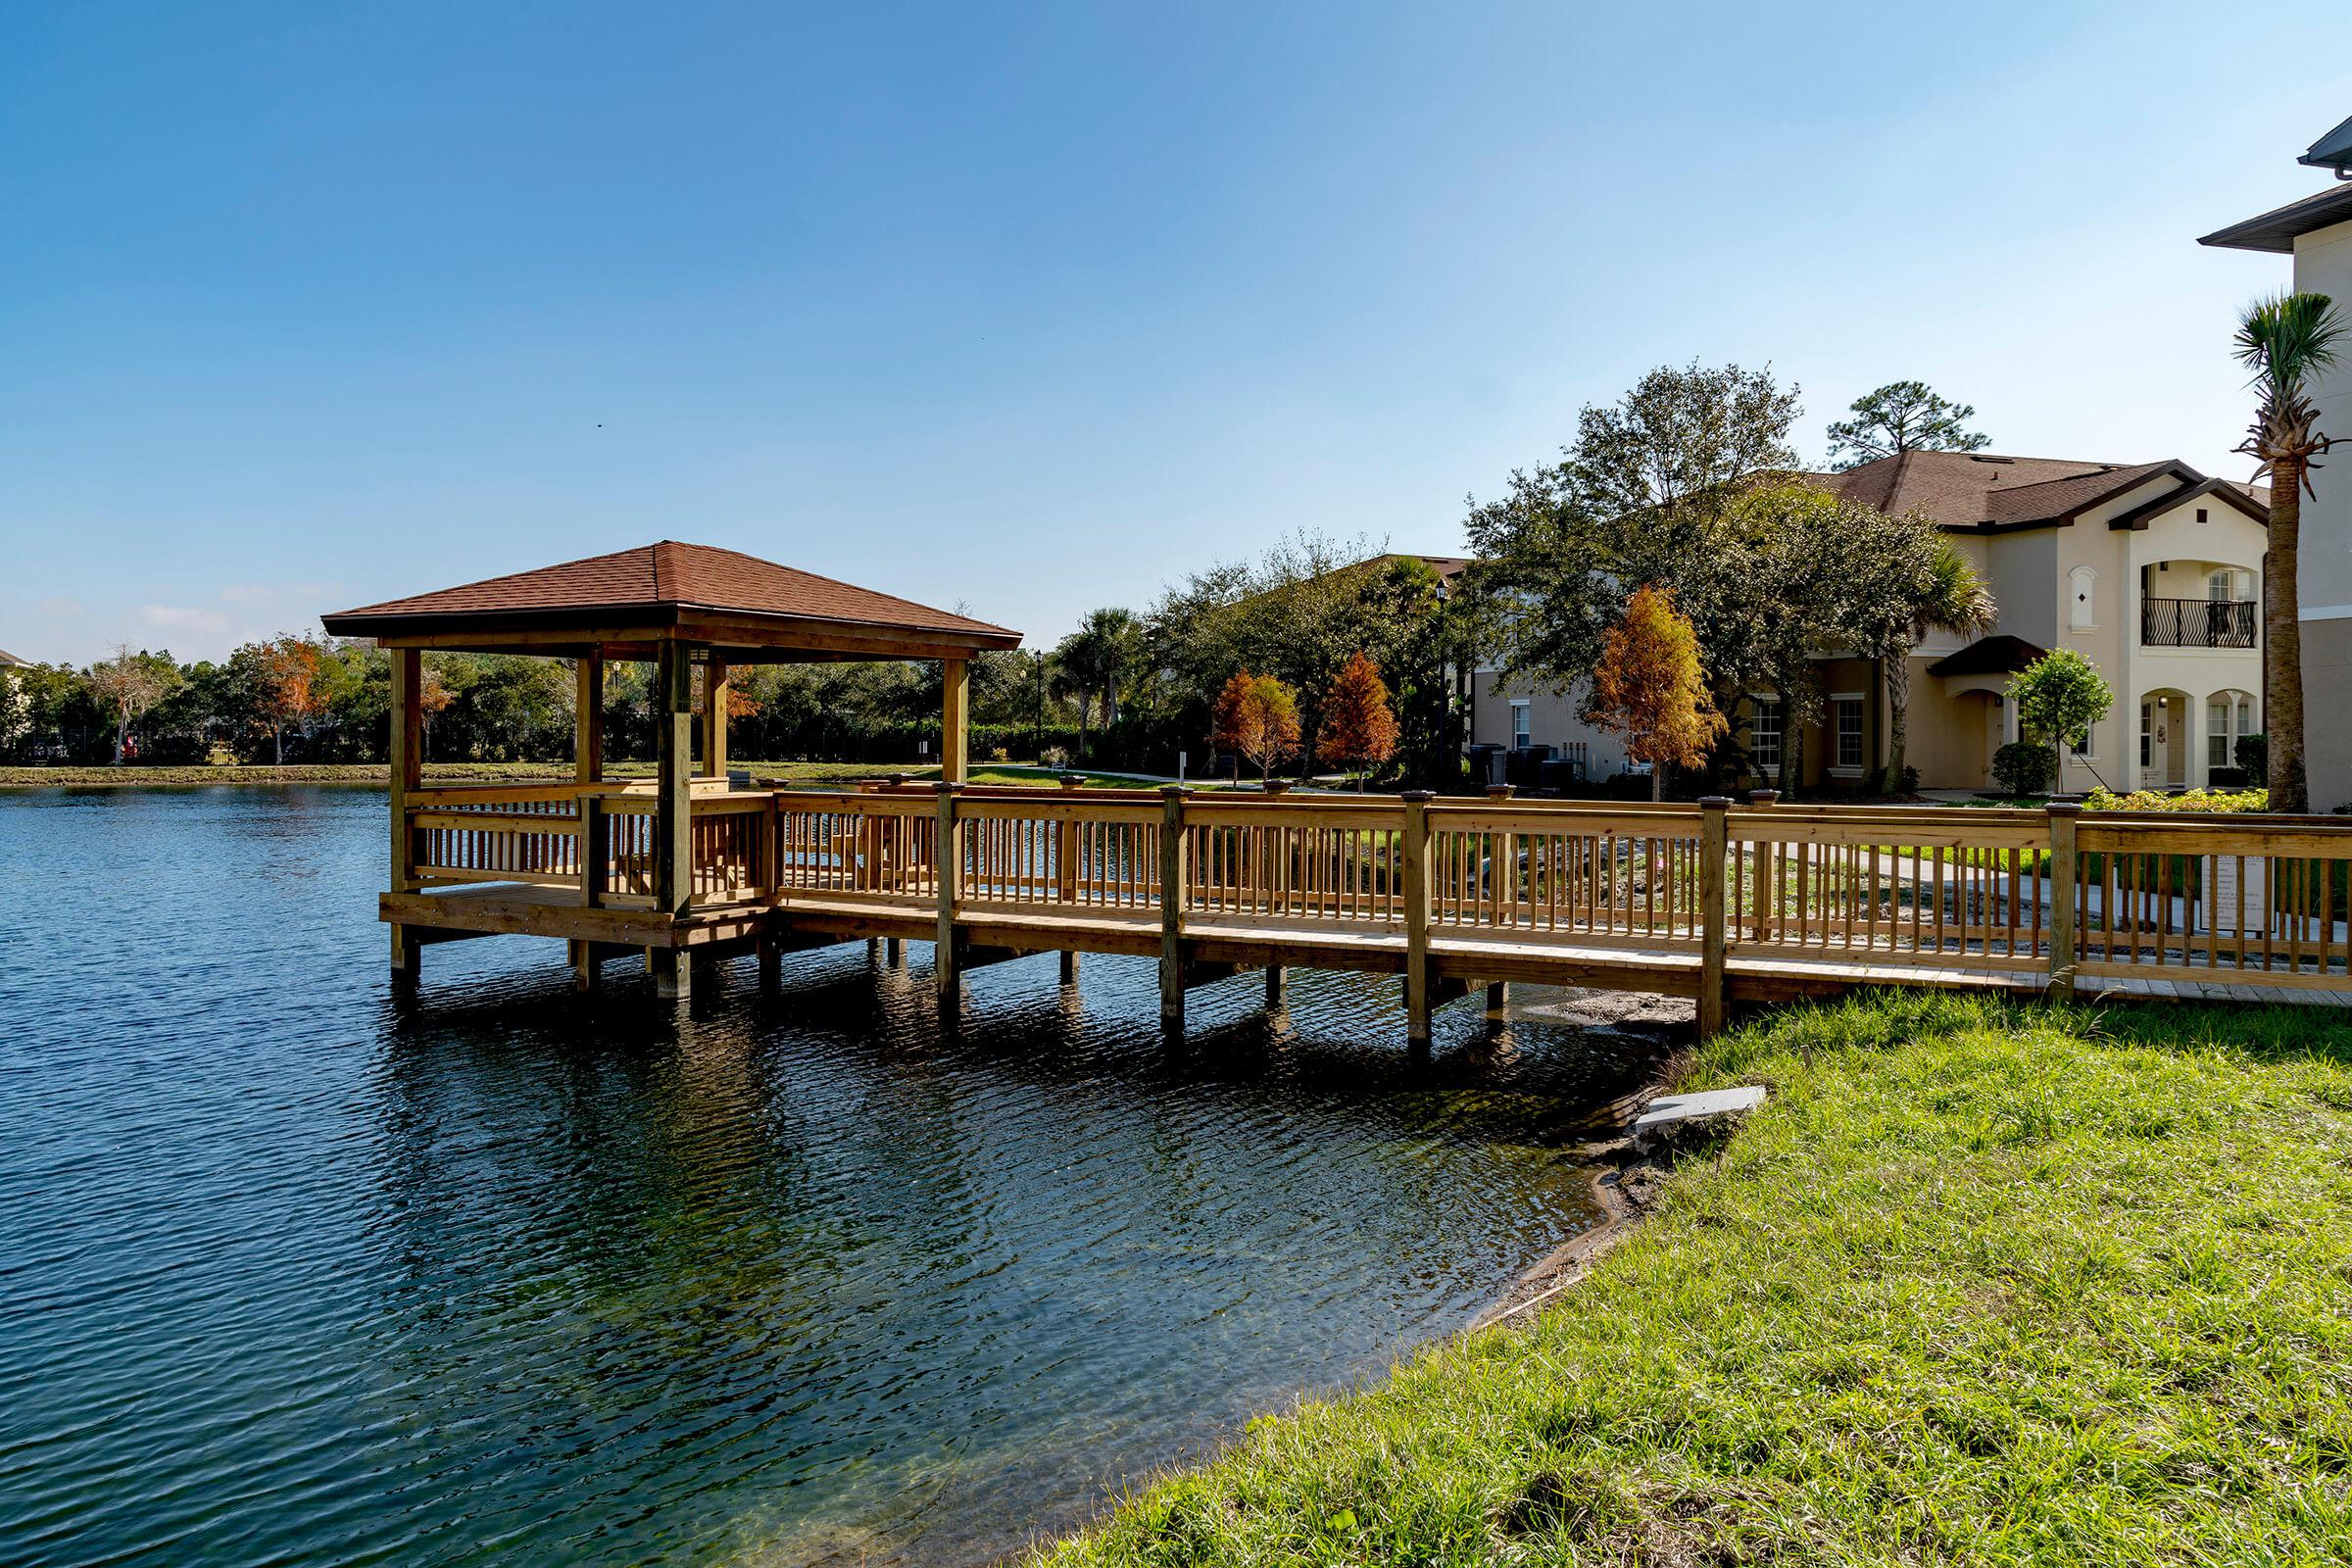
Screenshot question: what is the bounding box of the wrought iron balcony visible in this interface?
[2141,597,2257,649]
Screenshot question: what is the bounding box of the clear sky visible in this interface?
[1,1,2341,664]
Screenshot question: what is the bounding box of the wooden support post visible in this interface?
[1159,785,1188,1032]
[654,640,695,1002]
[886,938,905,967]
[1265,964,1286,1008]
[388,647,421,977]
[1401,790,1433,1049]
[760,924,782,991]
[1698,796,1730,1040]
[1485,980,1507,1013]
[935,781,963,999]
[1747,788,1776,943]
[704,657,729,779]
[1059,950,1079,983]
[575,654,603,784]
[2046,801,2081,1002]
[940,657,969,785]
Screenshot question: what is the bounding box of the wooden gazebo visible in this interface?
[321,541,1020,999]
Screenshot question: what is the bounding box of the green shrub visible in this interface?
[1990,740,2053,797]
[2237,732,2268,785]
[2083,785,2268,812]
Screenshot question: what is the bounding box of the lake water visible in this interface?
[0,787,1665,1566]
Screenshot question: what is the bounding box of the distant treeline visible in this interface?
[2,535,1478,783]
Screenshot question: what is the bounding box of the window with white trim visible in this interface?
[2208,691,2255,768]
[1833,697,1865,770]
[1509,701,1531,748]
[1748,698,1783,773]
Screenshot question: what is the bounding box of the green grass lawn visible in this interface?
[1036,990,2352,1565]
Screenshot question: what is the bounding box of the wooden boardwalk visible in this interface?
[380,783,2352,1035]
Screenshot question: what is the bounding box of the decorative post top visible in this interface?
[1399,790,1435,805]
[935,779,963,796]
[1697,795,1732,809]
[1057,773,1086,790]
[1159,783,1190,801]
[1485,783,1515,801]
[2045,799,2082,816]
[1748,789,1780,806]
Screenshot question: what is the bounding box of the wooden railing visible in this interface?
[395,780,2352,1016]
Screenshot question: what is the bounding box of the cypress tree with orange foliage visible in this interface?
[1316,651,1399,790]
[1587,585,1725,800]
[1210,669,1255,783]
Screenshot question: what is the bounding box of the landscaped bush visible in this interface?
[2082,785,2268,813]
[2237,732,2268,785]
[1990,740,2054,798]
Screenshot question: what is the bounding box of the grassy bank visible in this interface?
[0,760,1162,790]
[1038,990,2352,1565]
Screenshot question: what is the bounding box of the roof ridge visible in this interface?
[1984,457,2168,495]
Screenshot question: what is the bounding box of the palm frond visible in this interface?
[2235,291,2347,398]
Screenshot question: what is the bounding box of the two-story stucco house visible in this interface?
[1471,450,2270,795]
[2201,114,2352,808]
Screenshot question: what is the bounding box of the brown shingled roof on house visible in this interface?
[1808,451,2258,533]
[322,541,1018,645]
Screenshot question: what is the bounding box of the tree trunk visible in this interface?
[112,710,127,765]
[272,723,284,766]
[1650,760,1663,803]
[2268,467,2308,811]
[1885,649,1911,795]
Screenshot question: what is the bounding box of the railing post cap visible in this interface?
[1399,790,1436,804]
[935,779,962,796]
[1747,789,1780,805]
[2045,798,2083,816]
[1485,783,1515,800]
[1057,773,1086,789]
[1159,783,1190,798]
[1697,795,1732,808]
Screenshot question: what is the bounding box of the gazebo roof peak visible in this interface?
[321,540,1020,658]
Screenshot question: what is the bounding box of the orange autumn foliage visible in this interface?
[1316,651,1398,786]
[1212,668,1302,783]
[1588,585,1725,797]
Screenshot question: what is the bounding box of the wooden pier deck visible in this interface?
[321,544,2352,1035]
[377,782,2352,1035]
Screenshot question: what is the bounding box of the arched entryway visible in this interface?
[2205,689,2258,783]
[2137,689,2191,791]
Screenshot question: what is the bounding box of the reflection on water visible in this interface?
[0,787,1671,1566]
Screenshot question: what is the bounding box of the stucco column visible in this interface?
[2173,686,2191,789]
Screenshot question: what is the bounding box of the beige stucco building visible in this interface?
[2202,115,2352,808]
[1474,450,2270,795]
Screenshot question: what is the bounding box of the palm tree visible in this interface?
[1053,608,1141,762]
[1884,544,1995,792]
[2234,292,2347,813]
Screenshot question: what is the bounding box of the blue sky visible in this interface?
[0,1,2340,664]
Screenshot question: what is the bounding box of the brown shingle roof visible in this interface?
[1810,451,2241,532]
[323,541,1017,643]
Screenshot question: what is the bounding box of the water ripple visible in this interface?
[0,787,1669,1566]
